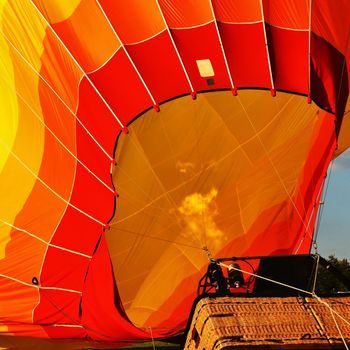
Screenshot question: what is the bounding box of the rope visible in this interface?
[311,254,320,294]
[330,306,349,350]
[313,161,334,249]
[314,295,350,349]
[314,296,350,329]
[149,327,156,350]
[203,246,213,260]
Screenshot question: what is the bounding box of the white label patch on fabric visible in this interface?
[196,59,215,77]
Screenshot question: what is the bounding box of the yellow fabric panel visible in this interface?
[0,0,79,329]
[2,0,82,111]
[0,0,46,259]
[0,19,17,175]
[32,0,81,23]
[1,0,47,72]
[0,0,46,329]
[107,90,321,328]
[0,0,80,253]
[34,0,121,73]
[0,1,17,334]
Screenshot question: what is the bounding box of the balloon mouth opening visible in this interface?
[106,89,325,331]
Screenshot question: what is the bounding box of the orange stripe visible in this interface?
[214,0,261,23]
[98,0,165,44]
[50,0,121,72]
[159,0,213,28]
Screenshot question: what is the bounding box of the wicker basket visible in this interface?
[184,296,350,350]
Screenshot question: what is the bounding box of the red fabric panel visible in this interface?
[311,33,349,119]
[81,235,149,341]
[50,206,104,255]
[2,323,86,338]
[218,22,271,88]
[34,289,82,325]
[34,249,89,334]
[87,50,152,125]
[267,25,308,94]
[77,77,122,151]
[171,23,231,91]
[68,163,113,221]
[125,30,191,103]
[38,247,89,291]
[38,325,86,339]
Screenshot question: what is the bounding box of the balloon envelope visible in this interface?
[0,0,349,341]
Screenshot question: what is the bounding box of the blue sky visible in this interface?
[316,149,350,260]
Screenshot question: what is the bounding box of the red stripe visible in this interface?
[81,235,148,341]
[50,207,103,254]
[171,23,231,91]
[125,30,191,103]
[87,50,153,124]
[266,25,308,94]
[34,289,82,325]
[311,32,349,119]
[218,22,270,88]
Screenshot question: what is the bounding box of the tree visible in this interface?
[315,255,350,295]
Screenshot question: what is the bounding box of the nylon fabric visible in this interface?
[0,0,349,342]
[98,0,165,45]
[213,0,261,23]
[158,0,213,28]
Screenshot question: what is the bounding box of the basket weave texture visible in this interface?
[184,296,350,350]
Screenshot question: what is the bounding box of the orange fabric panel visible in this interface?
[263,0,309,29]
[334,110,350,158]
[312,0,350,55]
[158,0,213,28]
[98,0,165,44]
[0,71,70,335]
[213,0,261,23]
[0,230,48,284]
[31,0,81,23]
[33,0,120,72]
[0,279,39,326]
[39,30,81,150]
[49,0,121,73]
[0,96,75,286]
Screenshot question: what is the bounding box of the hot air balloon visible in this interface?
[0,0,349,344]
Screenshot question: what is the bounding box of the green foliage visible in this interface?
[120,341,180,349]
[315,255,350,295]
